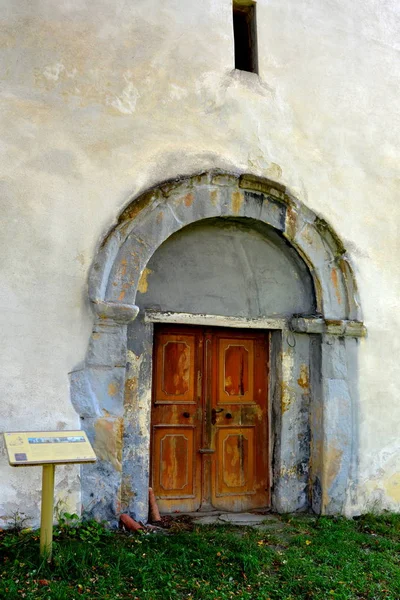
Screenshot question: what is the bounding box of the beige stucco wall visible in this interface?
[0,0,399,525]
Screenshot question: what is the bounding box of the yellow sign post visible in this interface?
[4,431,96,558]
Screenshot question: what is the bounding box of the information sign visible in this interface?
[4,430,96,559]
[4,430,96,466]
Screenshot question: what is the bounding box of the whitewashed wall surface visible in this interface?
[0,0,399,525]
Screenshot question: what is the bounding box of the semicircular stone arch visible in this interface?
[72,172,365,524]
[90,172,361,320]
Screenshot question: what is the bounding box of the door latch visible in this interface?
[211,408,224,425]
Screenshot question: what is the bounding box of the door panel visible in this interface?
[155,333,197,404]
[216,428,254,494]
[152,426,196,497]
[218,338,254,403]
[151,326,269,513]
[151,329,202,512]
[211,332,269,511]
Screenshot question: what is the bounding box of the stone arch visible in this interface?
[71,171,365,523]
[89,171,361,320]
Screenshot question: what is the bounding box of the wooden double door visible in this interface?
[150,325,269,513]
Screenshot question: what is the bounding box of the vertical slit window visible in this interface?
[233,2,258,74]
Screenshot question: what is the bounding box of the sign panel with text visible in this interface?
[4,431,96,466]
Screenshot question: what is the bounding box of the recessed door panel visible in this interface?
[153,427,195,497]
[216,428,255,494]
[155,333,196,404]
[218,338,254,403]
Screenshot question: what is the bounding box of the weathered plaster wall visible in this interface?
[137,219,315,317]
[1,0,399,524]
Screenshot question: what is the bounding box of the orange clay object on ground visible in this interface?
[119,513,144,532]
[149,487,161,522]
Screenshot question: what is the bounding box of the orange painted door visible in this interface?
[151,326,269,513]
[151,328,203,512]
[210,330,269,511]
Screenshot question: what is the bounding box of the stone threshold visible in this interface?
[161,510,279,527]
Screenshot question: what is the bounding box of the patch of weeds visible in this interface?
[54,511,112,545]
[4,510,31,532]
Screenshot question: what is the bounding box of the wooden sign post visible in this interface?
[4,431,96,558]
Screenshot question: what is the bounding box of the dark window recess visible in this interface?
[233,3,258,73]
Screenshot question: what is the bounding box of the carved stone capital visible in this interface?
[290,316,366,337]
[91,300,139,324]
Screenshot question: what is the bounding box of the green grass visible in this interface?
[1,513,400,599]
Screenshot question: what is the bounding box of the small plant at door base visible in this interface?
[56,511,80,530]
[4,511,31,531]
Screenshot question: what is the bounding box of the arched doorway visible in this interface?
[138,218,315,513]
[70,171,365,523]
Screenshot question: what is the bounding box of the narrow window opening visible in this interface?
[233,2,258,74]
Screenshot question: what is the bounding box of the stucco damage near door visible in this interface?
[70,171,365,523]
